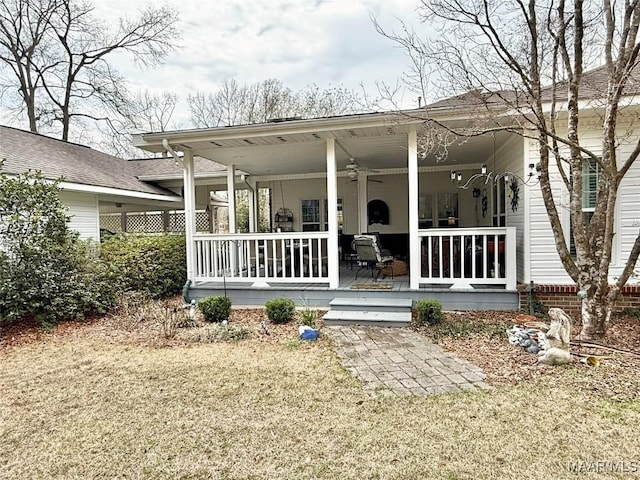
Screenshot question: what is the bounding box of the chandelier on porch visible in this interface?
[450,162,541,190]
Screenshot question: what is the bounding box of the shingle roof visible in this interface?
[0,125,175,196]
[127,156,226,177]
[424,63,640,111]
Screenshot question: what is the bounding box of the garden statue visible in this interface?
[538,307,572,365]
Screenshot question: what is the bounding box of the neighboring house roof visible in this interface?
[0,125,176,197]
[127,156,227,180]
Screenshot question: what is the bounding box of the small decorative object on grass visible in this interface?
[298,325,319,341]
[260,321,270,335]
[538,307,572,365]
[188,299,197,320]
[507,325,545,353]
[581,355,600,367]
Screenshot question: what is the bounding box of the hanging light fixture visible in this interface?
[451,162,540,189]
[450,133,541,189]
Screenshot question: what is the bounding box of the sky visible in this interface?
[92,0,424,126]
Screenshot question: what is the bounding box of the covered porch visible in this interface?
[191,226,515,290]
[131,110,524,303]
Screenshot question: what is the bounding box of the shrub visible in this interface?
[100,234,186,299]
[0,166,118,327]
[415,299,444,325]
[265,297,296,324]
[198,296,232,323]
[184,324,251,343]
[297,306,319,328]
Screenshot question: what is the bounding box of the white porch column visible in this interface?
[408,125,420,290]
[246,177,258,232]
[505,226,517,290]
[227,164,236,233]
[326,138,339,289]
[357,173,368,234]
[183,149,197,282]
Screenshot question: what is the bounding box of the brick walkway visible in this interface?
[326,325,491,396]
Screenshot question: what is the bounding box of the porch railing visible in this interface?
[417,227,516,289]
[194,232,330,284]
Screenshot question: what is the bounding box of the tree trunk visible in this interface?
[577,294,611,340]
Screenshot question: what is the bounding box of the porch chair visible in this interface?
[351,234,394,280]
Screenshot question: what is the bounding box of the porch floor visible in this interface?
[189,262,520,311]
[193,263,410,291]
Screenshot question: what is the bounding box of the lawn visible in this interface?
[1,310,639,480]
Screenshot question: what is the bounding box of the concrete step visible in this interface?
[329,297,413,311]
[322,310,411,327]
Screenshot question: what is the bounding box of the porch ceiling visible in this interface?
[133,117,514,178]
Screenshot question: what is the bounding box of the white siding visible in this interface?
[265,175,412,235]
[59,191,100,240]
[528,119,640,284]
[504,137,527,283]
[616,134,640,277]
[268,178,333,232]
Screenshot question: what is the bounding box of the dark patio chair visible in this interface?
[351,234,394,280]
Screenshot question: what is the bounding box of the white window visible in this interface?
[301,198,343,232]
[301,199,321,231]
[418,194,434,228]
[570,158,599,256]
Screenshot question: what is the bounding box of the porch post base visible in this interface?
[451,280,474,290]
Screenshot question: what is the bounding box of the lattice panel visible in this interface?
[167,212,185,232]
[126,212,164,233]
[196,211,210,232]
[100,214,122,233]
[100,210,210,234]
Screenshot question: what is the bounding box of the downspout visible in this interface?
[162,138,183,168]
[163,138,193,295]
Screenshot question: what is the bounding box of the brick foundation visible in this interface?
[518,283,640,318]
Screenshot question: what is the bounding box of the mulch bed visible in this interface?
[415,310,640,401]
[2,300,639,400]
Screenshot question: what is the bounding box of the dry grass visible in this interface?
[1,319,639,480]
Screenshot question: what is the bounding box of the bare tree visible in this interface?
[188,78,363,127]
[0,0,62,132]
[378,0,640,339]
[99,89,179,158]
[0,0,178,141]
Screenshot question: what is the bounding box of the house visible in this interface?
[4,65,638,316]
[0,125,183,239]
[128,67,640,314]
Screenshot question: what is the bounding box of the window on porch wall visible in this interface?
[569,157,599,256]
[301,198,343,232]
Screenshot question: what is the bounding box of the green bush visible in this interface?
[265,297,296,324]
[415,299,444,325]
[100,234,186,299]
[184,323,251,343]
[0,166,118,327]
[297,306,319,328]
[198,296,232,322]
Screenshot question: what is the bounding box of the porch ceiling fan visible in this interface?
[344,158,382,183]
